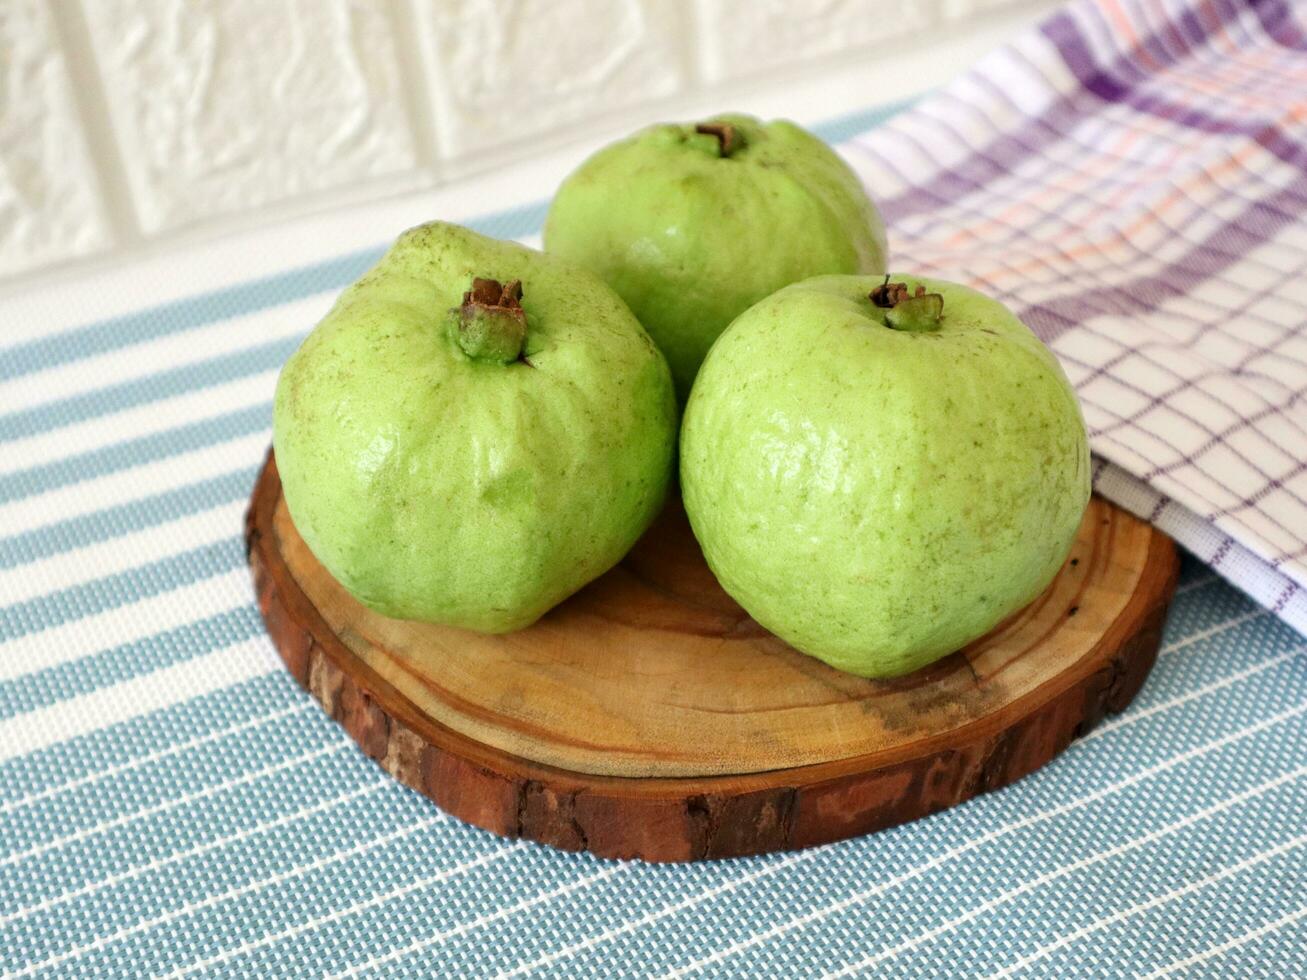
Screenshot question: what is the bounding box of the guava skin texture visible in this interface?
[680,275,1091,678]
[543,114,888,401]
[273,222,678,633]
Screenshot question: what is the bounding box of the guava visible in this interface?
[680,275,1090,677]
[544,114,888,401]
[273,222,677,632]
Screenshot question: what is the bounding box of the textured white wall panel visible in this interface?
[0,0,112,277]
[81,0,420,232]
[697,0,937,82]
[0,0,1058,287]
[415,0,690,158]
[942,0,1036,16]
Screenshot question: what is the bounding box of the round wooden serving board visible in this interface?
[246,451,1178,862]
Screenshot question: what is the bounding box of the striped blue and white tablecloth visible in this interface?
[2,0,1304,975]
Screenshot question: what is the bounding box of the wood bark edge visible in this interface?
[245,450,1179,862]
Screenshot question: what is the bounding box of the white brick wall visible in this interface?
[416,0,691,159]
[698,0,936,82]
[83,0,420,232]
[0,0,111,276]
[0,0,1058,289]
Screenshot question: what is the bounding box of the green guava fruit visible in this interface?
[273,222,677,632]
[543,114,888,401]
[680,275,1090,678]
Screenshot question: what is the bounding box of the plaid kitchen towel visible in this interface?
[840,0,1307,636]
[0,0,1305,976]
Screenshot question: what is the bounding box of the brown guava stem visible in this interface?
[455,277,527,363]
[695,121,743,157]
[869,277,944,332]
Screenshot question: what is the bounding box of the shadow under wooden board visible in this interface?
[246,450,1179,862]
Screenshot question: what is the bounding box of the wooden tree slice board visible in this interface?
[246,450,1178,862]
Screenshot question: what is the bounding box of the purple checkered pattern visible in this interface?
[843,0,1307,635]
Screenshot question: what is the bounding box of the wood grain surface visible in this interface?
[247,450,1178,861]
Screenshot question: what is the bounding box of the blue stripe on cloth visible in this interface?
[1037,843,1305,978]
[428,763,1304,980]
[0,673,302,806]
[1191,910,1307,979]
[0,251,378,386]
[839,780,1307,979]
[0,606,263,722]
[0,537,243,642]
[0,337,296,442]
[33,833,548,978]
[0,402,270,505]
[0,755,415,973]
[7,792,463,975]
[1162,575,1263,638]
[0,692,337,872]
[0,465,258,570]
